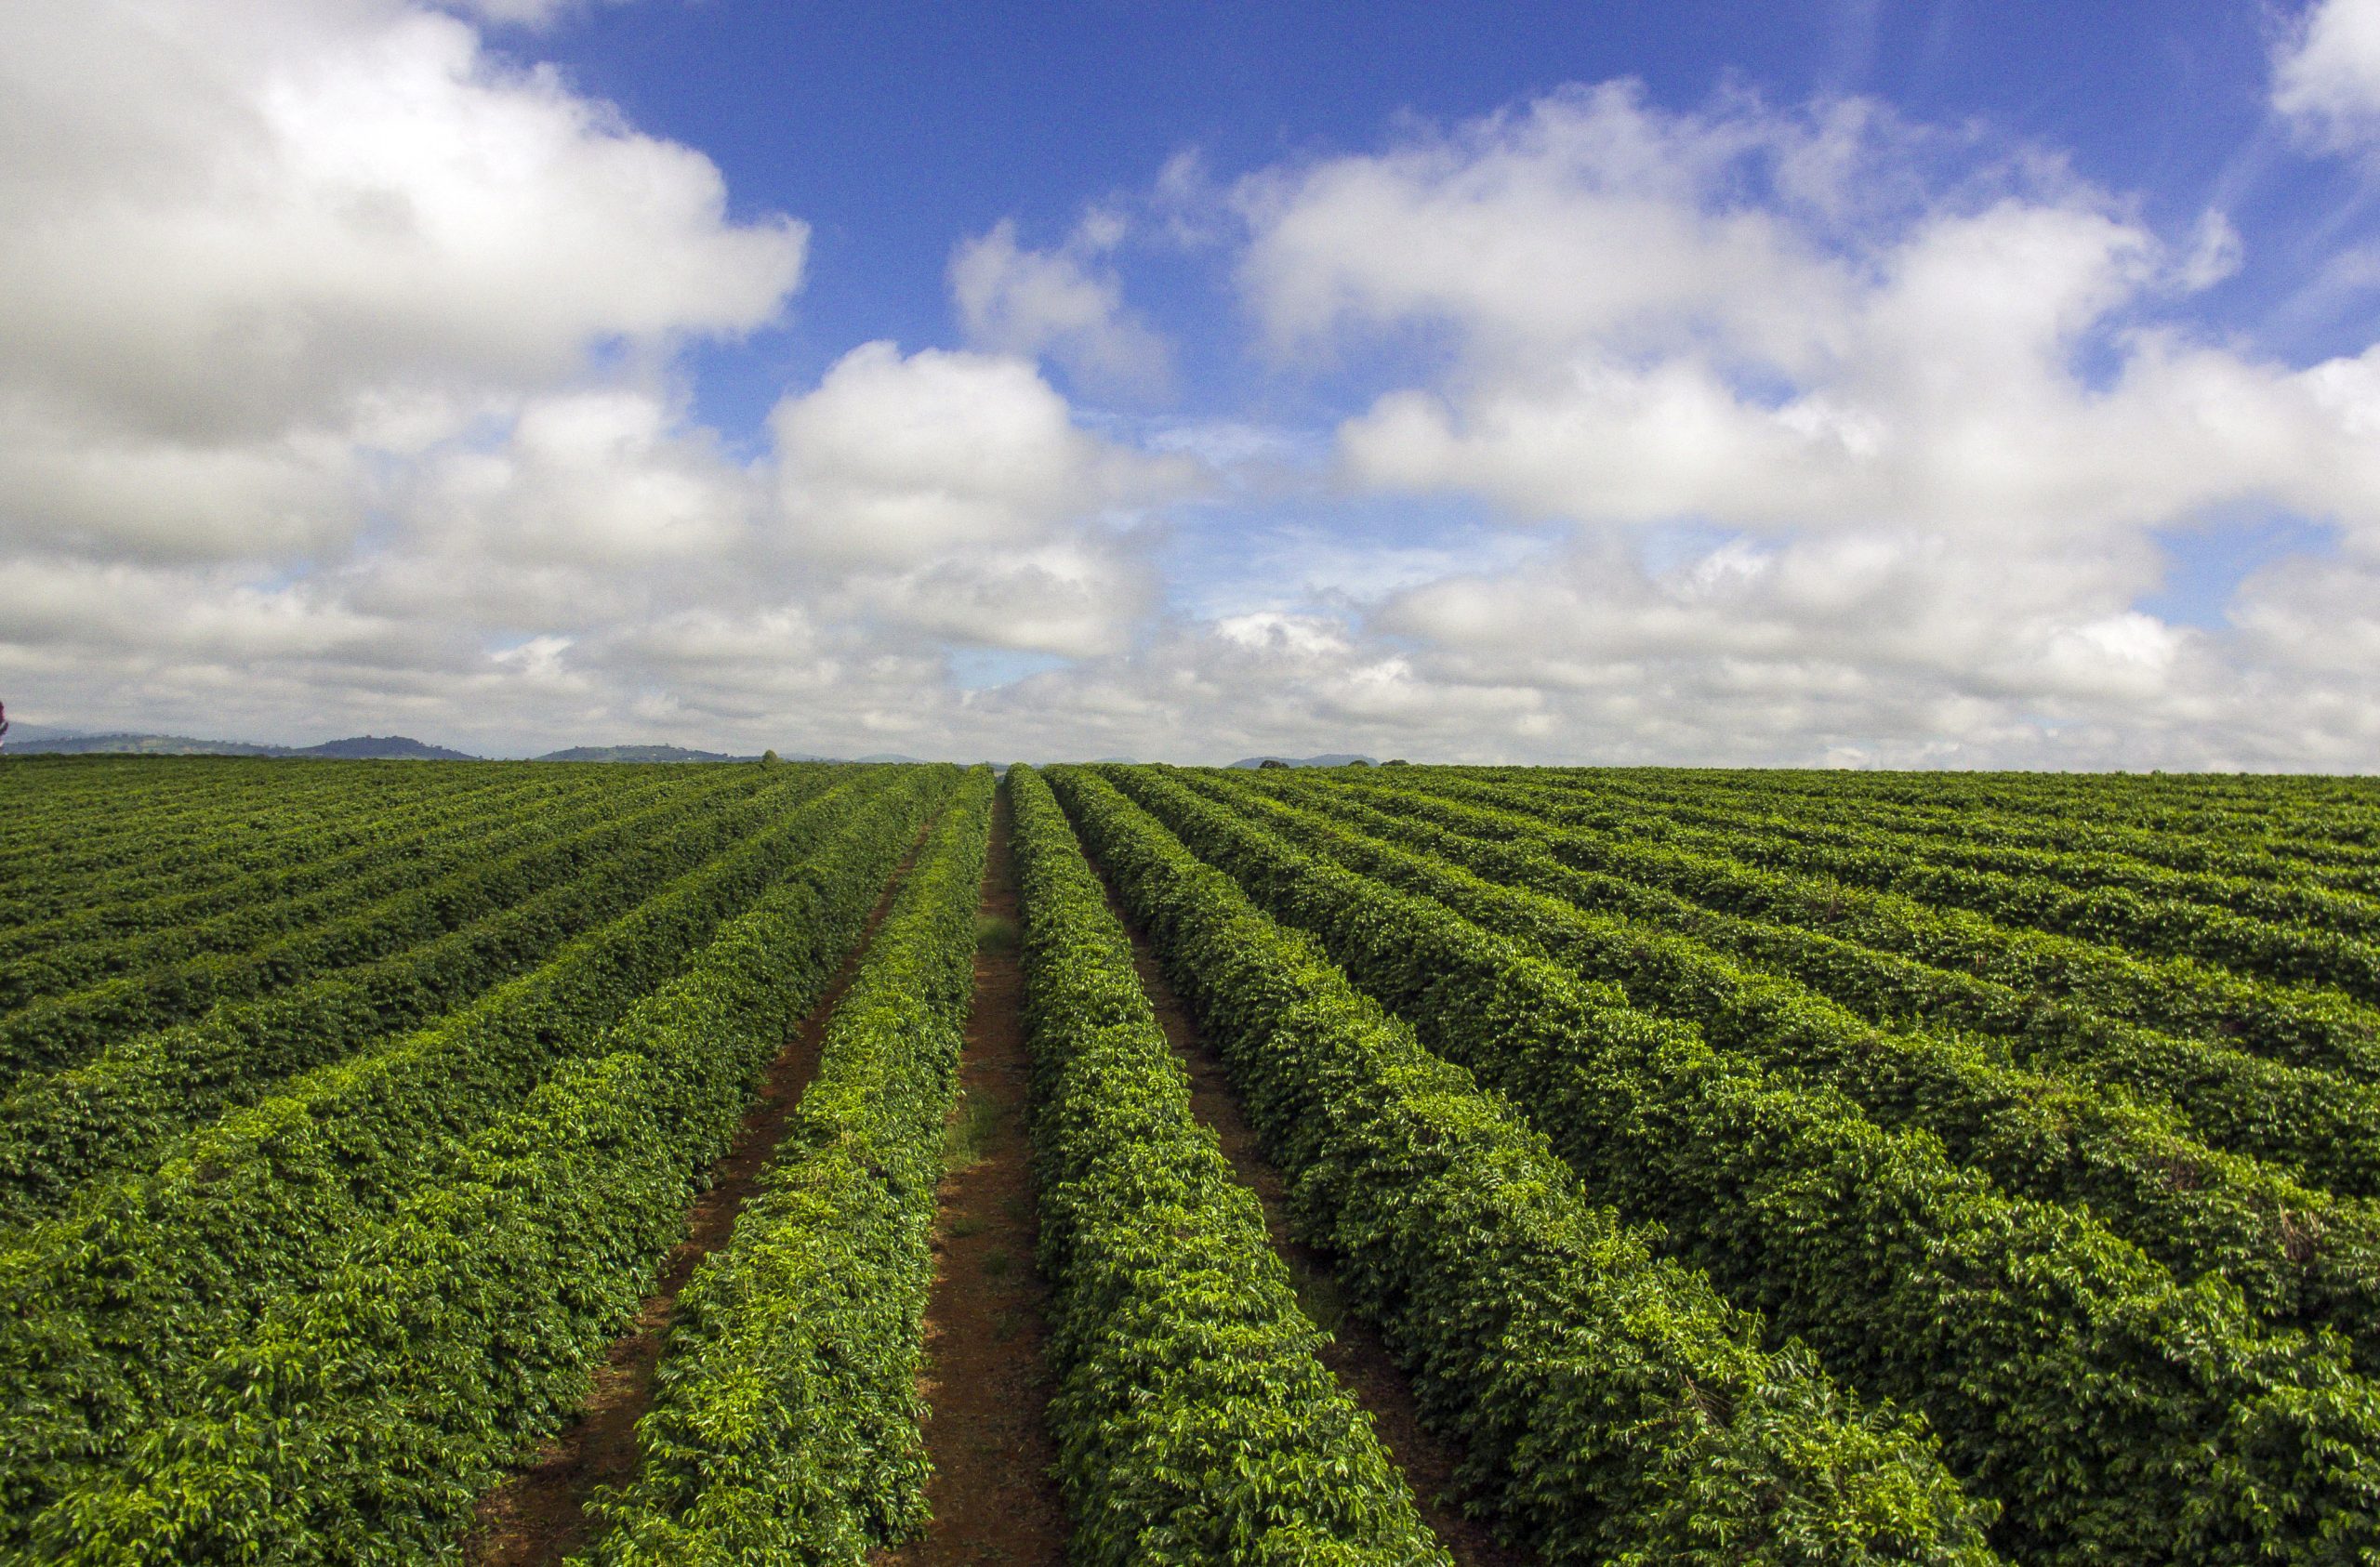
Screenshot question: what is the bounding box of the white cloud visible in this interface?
[0,0,803,560]
[2276,0,2380,151]
[406,388,755,566]
[1233,83,1862,374]
[437,0,629,28]
[0,0,1193,755]
[856,537,1155,659]
[4,17,2378,771]
[1265,95,2380,552]
[0,555,418,671]
[770,341,1192,565]
[1379,528,2160,694]
[1178,86,2380,769]
[0,0,833,756]
[0,400,364,560]
[2176,208,2244,292]
[949,217,1171,390]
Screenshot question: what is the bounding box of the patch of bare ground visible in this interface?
[1098,880,1531,1567]
[463,825,932,1567]
[875,789,1068,1566]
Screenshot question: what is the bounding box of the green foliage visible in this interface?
[0,764,601,967]
[0,767,789,1086]
[1090,763,2380,1565]
[1329,768,2380,1084]
[6,756,2377,1565]
[1192,768,2380,1373]
[575,769,993,1566]
[35,772,951,1562]
[1444,764,2380,851]
[1459,771,2380,1007]
[1049,766,2002,1567]
[1007,766,1449,1564]
[0,771,833,1220]
[0,757,523,925]
[0,765,694,1015]
[1570,767,2380,898]
[0,769,954,1558]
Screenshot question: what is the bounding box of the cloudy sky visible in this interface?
[4,0,2379,766]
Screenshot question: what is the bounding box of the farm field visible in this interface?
[5,755,2380,1563]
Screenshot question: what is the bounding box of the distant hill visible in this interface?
[7,730,904,764]
[535,744,763,763]
[0,722,94,744]
[852,752,930,764]
[12,731,285,757]
[1225,753,1379,770]
[295,735,481,760]
[9,731,481,760]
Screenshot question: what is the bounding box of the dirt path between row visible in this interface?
[877,788,1069,1566]
[1098,882,1529,1567]
[465,824,934,1567]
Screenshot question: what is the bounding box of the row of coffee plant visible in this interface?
[1050,767,2003,1565]
[0,757,536,912]
[1453,770,2380,1001]
[0,772,863,1221]
[577,769,992,1563]
[1539,766,2380,895]
[1516,764,2380,845]
[0,768,955,1558]
[1089,764,2380,1564]
[1006,765,1450,1563]
[1326,768,2380,1080]
[1183,768,2380,1370]
[54,774,965,1562]
[0,766,776,1069]
[0,763,701,1007]
[0,764,610,950]
[1503,765,2380,888]
[1245,769,2380,1196]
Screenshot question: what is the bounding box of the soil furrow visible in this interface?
[1097,878,1530,1567]
[877,787,1068,1565]
[464,823,935,1567]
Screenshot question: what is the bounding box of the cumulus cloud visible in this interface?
[0,1,1206,757]
[949,216,1172,390]
[0,2,790,753]
[0,402,364,561]
[855,537,1157,659]
[0,0,803,561]
[771,341,1192,565]
[760,341,1192,664]
[1234,84,1862,372]
[1245,90,2380,551]
[4,9,2377,770]
[1380,528,2185,707]
[406,388,756,567]
[1206,84,2380,767]
[2276,0,2380,151]
[436,0,630,28]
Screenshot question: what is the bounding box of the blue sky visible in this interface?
[520,0,2379,634]
[4,0,2379,764]
[533,1,2373,363]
